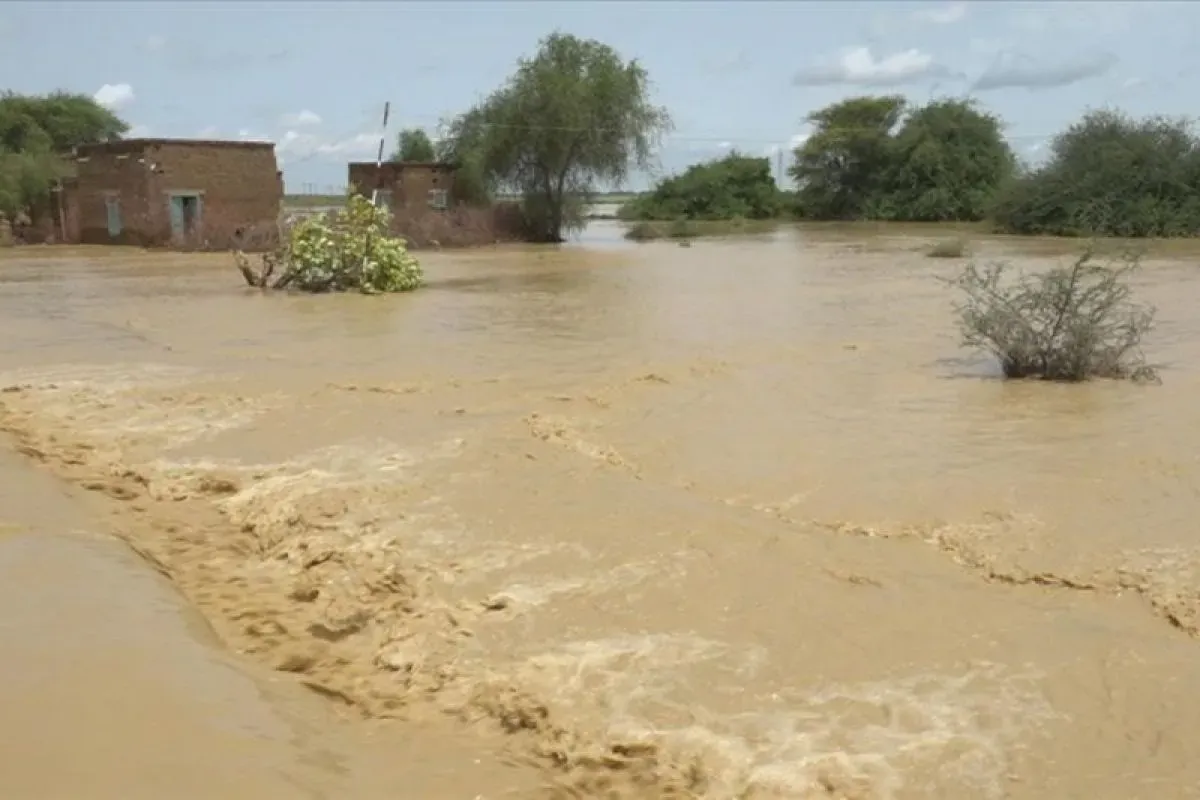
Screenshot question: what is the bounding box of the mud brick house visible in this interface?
[347,161,456,214]
[53,138,283,250]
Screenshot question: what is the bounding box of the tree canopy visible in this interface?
[791,95,905,221]
[439,31,672,242]
[391,128,436,162]
[0,92,127,220]
[619,152,782,221]
[789,95,1015,223]
[883,99,1015,222]
[989,110,1200,237]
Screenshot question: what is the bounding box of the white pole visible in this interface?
[370,102,391,208]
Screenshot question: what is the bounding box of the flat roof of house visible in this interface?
[75,138,276,156]
[348,160,456,170]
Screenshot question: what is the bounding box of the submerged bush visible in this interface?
[926,237,970,258]
[947,249,1157,382]
[235,194,423,294]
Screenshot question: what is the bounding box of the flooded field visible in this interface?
[2,225,1200,798]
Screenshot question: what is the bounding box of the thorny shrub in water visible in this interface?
[947,249,1158,383]
[237,194,423,294]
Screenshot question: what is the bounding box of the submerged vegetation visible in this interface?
[989,110,1200,238]
[623,217,778,241]
[620,153,783,222]
[948,249,1157,383]
[927,237,971,259]
[235,194,423,294]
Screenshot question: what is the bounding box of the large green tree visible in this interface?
[990,110,1200,237]
[884,99,1015,222]
[620,151,782,221]
[790,95,905,220]
[0,92,127,220]
[436,104,496,206]
[790,95,1017,223]
[442,32,672,242]
[391,127,436,162]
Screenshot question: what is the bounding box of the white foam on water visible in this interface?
[0,362,199,391]
[509,632,1057,799]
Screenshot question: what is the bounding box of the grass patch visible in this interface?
[624,218,778,242]
[927,237,971,258]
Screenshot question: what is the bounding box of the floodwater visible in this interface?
[2,225,1200,799]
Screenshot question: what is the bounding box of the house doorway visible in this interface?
[104,194,122,238]
[168,193,203,243]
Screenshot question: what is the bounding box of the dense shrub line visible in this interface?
[621,97,1200,240]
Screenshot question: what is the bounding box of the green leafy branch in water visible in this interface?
[946,248,1159,383]
[234,194,424,294]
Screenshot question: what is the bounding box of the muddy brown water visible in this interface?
[2,225,1200,798]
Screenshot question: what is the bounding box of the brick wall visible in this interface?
[72,139,282,250]
[347,162,457,212]
[75,144,153,246]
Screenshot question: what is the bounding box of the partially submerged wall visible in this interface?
[71,139,282,251]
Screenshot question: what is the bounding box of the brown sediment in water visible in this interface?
[5,229,1200,797]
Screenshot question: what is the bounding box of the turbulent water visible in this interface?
[3,226,1200,799]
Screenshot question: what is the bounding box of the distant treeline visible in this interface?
[6,43,1200,245]
[620,96,1200,239]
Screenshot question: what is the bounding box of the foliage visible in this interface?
[0,92,127,220]
[989,110,1200,238]
[0,149,66,219]
[618,152,783,221]
[392,128,436,162]
[0,91,127,151]
[790,95,906,220]
[790,96,1015,223]
[883,100,1015,222]
[436,105,496,207]
[947,248,1157,382]
[439,31,672,242]
[235,194,423,294]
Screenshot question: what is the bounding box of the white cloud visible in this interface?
[913,2,967,24]
[793,47,947,87]
[276,130,380,163]
[145,34,167,52]
[94,83,135,110]
[280,109,322,127]
[126,123,152,138]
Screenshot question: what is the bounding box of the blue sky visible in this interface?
[2,1,1197,192]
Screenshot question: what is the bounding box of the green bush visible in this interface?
[947,248,1157,382]
[621,152,783,222]
[989,110,1200,238]
[235,195,423,294]
[790,96,1014,223]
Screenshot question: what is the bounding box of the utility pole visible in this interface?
[370,102,391,208]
